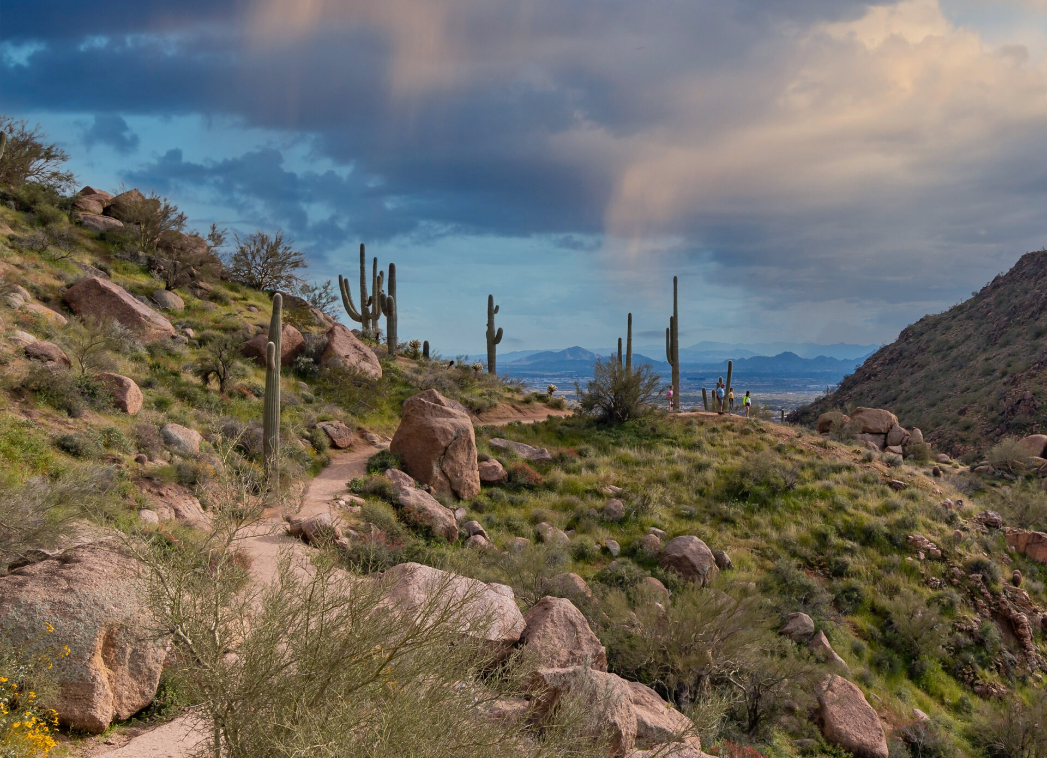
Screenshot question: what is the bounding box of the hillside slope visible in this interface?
[792,250,1047,458]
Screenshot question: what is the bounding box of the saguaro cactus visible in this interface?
[722,360,734,416]
[369,260,384,337]
[0,132,6,161]
[701,387,709,412]
[486,294,503,374]
[665,276,680,411]
[338,244,372,337]
[381,262,397,356]
[626,313,633,374]
[422,340,430,360]
[263,294,283,492]
[617,338,623,367]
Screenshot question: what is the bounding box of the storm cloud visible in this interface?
[3,0,1046,349]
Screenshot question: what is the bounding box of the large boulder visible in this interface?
[319,323,382,379]
[1005,529,1047,565]
[855,433,886,452]
[0,544,167,733]
[488,437,554,462]
[847,408,899,435]
[104,189,159,222]
[519,596,607,671]
[478,459,508,485]
[379,562,524,656]
[659,536,718,585]
[150,289,184,312]
[316,420,354,449]
[626,680,697,748]
[1018,435,1047,459]
[24,340,72,368]
[390,389,481,499]
[242,324,304,368]
[98,373,143,415]
[73,212,124,234]
[160,423,203,456]
[885,424,910,448]
[816,412,850,434]
[818,675,888,758]
[780,612,816,642]
[529,667,638,756]
[64,277,176,343]
[394,486,460,542]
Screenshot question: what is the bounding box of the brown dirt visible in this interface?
[472,402,573,426]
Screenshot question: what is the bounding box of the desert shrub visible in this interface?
[907,442,932,463]
[0,634,61,756]
[225,230,306,292]
[594,557,648,590]
[761,558,832,620]
[348,474,397,502]
[964,557,1002,587]
[996,484,1047,530]
[313,367,385,417]
[62,316,134,375]
[971,688,1047,758]
[506,461,543,489]
[99,426,134,453]
[571,535,600,562]
[880,589,948,667]
[987,438,1034,476]
[134,423,165,458]
[367,449,405,475]
[0,116,75,191]
[489,542,570,606]
[308,427,330,454]
[55,432,102,459]
[718,452,798,503]
[576,359,662,424]
[194,333,247,393]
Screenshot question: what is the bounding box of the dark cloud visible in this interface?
[4,0,1046,346]
[80,114,139,154]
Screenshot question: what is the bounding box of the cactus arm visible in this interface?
[666,326,672,365]
[338,274,364,323]
[494,327,503,344]
[626,313,633,373]
[358,244,369,335]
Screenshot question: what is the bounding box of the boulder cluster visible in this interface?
[816,407,924,456]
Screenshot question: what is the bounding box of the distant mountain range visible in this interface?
[476,346,873,377]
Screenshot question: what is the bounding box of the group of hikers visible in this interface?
[665,379,752,417]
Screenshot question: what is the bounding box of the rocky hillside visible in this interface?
[791,250,1047,459]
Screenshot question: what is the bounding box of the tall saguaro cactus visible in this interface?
[0,132,6,161]
[486,294,503,375]
[422,340,430,360]
[617,338,623,367]
[338,244,372,337]
[626,312,633,374]
[722,360,734,416]
[701,387,709,412]
[665,276,680,411]
[381,262,398,356]
[263,294,283,492]
[369,261,384,338]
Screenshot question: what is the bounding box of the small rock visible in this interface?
[780,612,816,642]
[465,534,492,550]
[638,533,662,555]
[637,576,670,599]
[601,485,623,496]
[952,529,964,543]
[138,509,160,526]
[658,535,718,585]
[887,479,908,491]
[809,630,849,670]
[25,340,71,368]
[603,499,626,521]
[550,572,594,600]
[134,453,148,465]
[316,420,354,449]
[510,537,531,552]
[478,459,508,485]
[462,520,489,540]
[536,522,570,546]
[1013,570,1023,587]
[913,708,931,723]
[932,466,942,477]
[488,437,553,462]
[160,423,203,455]
[713,549,733,570]
[287,512,343,544]
[8,330,36,347]
[604,539,621,557]
[937,453,950,464]
[150,289,184,311]
[648,527,667,540]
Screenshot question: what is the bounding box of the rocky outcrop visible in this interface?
[1018,434,1047,459]
[242,324,304,368]
[519,596,607,671]
[73,212,124,234]
[390,389,481,499]
[847,408,899,435]
[379,562,524,657]
[319,323,382,379]
[0,544,167,733]
[488,438,553,462]
[1005,529,1047,565]
[137,480,209,529]
[99,373,143,415]
[818,675,888,758]
[64,277,176,343]
[658,536,718,585]
[150,289,184,312]
[104,189,158,222]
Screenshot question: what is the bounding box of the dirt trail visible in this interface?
[84,407,564,756]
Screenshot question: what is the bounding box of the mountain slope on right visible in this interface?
[791,249,1047,460]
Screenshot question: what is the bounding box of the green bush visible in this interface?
[55,432,102,459]
[366,449,405,475]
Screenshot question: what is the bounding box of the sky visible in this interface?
[2,0,1046,355]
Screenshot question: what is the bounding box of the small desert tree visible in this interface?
[296,279,338,314]
[226,230,306,293]
[62,316,133,375]
[194,333,247,394]
[0,116,75,191]
[576,358,661,424]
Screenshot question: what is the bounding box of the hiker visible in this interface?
[666,386,674,411]
[716,383,725,413]
[728,388,735,414]
[743,391,752,418]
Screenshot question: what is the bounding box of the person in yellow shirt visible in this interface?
[728,388,735,414]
